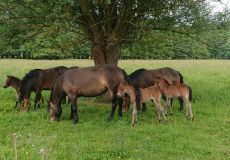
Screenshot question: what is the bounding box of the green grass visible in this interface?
[1,59,230,160]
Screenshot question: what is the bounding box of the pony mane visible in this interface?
[129,68,147,78]
[52,66,68,75]
[19,69,42,101]
[7,75,20,82]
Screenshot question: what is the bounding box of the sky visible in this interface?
[209,0,230,13]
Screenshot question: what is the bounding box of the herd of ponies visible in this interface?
[3,65,193,126]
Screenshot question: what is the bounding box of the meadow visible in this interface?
[0,59,230,160]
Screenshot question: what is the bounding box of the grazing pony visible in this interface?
[20,66,68,111]
[49,65,140,125]
[156,78,193,120]
[3,76,21,108]
[118,83,167,124]
[123,67,184,112]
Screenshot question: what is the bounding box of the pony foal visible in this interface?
[123,67,184,112]
[3,76,21,108]
[118,83,167,125]
[156,78,193,120]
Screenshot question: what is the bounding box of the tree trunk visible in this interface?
[90,38,122,102]
[91,40,121,65]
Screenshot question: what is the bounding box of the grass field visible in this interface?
[0,59,230,160]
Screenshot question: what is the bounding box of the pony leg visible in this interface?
[15,94,19,108]
[108,98,118,121]
[153,98,167,123]
[178,97,184,111]
[70,96,78,124]
[164,98,171,115]
[70,106,73,120]
[182,97,189,117]
[158,104,167,123]
[188,102,193,121]
[62,96,67,104]
[170,99,173,108]
[57,105,62,119]
[15,101,18,108]
[37,93,42,108]
[34,93,40,110]
[41,94,44,104]
[131,103,138,127]
[117,96,123,118]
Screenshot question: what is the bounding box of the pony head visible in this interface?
[154,77,169,89]
[117,82,127,97]
[3,76,12,88]
[49,102,58,122]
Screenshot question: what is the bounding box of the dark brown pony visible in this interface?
[3,76,44,108]
[19,66,68,111]
[123,67,184,112]
[49,65,140,124]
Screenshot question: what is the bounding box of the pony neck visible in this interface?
[10,78,20,91]
[50,86,64,106]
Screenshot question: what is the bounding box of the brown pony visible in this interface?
[123,67,184,112]
[20,66,68,111]
[3,76,21,108]
[156,78,193,120]
[49,65,140,125]
[118,83,167,125]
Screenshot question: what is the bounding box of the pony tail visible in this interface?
[189,86,192,101]
[19,92,23,104]
[135,87,141,111]
[178,71,184,84]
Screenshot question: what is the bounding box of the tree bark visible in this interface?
[92,41,121,65]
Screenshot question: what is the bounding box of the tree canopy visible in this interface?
[0,1,229,62]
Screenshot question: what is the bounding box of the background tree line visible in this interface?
[0,1,229,60]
